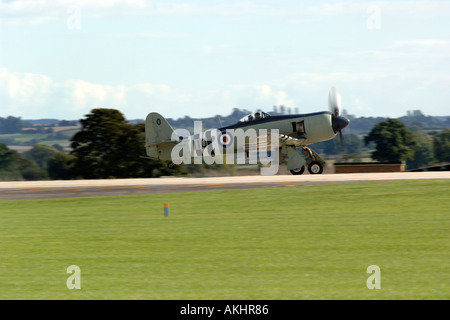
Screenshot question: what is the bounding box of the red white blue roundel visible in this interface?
[218,131,233,148]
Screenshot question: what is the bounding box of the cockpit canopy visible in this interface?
[238,111,271,123]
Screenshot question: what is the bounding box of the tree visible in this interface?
[406,132,435,169]
[0,142,47,180]
[364,119,416,163]
[0,116,24,134]
[343,133,363,155]
[70,108,185,179]
[47,152,77,180]
[433,128,450,162]
[313,133,363,156]
[23,144,59,170]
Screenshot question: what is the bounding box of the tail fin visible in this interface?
[145,112,177,161]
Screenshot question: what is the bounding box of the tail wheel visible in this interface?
[308,161,323,174]
[168,162,176,169]
[290,166,305,175]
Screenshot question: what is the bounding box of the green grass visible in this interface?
[0,133,49,143]
[0,129,76,147]
[0,180,449,299]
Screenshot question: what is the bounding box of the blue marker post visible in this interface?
[164,203,169,217]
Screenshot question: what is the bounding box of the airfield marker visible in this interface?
[164,203,169,217]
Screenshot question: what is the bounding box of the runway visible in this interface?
[1,171,449,200]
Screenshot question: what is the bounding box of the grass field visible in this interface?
[0,129,77,148]
[0,180,449,299]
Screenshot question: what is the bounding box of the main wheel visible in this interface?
[290,166,305,175]
[308,161,323,174]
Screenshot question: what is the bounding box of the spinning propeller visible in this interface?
[329,85,350,145]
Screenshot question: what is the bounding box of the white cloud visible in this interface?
[0,68,53,114]
[1,64,449,121]
[283,70,450,118]
[223,84,294,111]
[0,69,296,119]
[0,0,148,25]
[395,39,450,47]
[2,1,449,26]
[114,31,190,39]
[62,80,127,111]
[0,68,180,119]
[136,83,172,95]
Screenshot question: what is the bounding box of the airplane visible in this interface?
[144,85,350,175]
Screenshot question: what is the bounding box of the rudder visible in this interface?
[145,112,177,161]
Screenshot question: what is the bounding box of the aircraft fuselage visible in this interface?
[219,111,337,146]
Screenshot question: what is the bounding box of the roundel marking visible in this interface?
[219,132,233,148]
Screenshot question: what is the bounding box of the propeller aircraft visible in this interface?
[145,85,350,175]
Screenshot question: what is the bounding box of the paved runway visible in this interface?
[1,172,449,200]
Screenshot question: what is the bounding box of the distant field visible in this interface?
[0,133,50,143]
[0,128,78,148]
[0,180,448,299]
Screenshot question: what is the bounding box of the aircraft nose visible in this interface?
[332,116,350,133]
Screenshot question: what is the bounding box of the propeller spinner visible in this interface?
[329,85,350,144]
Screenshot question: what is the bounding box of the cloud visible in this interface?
[0,68,296,119]
[62,80,127,112]
[114,31,190,39]
[0,68,177,119]
[135,83,171,95]
[284,70,450,117]
[224,84,294,111]
[1,66,449,121]
[2,1,449,26]
[0,0,147,25]
[0,68,53,115]
[395,40,450,47]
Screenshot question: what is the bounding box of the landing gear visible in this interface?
[302,147,325,175]
[168,162,177,169]
[308,161,323,174]
[283,145,326,175]
[290,166,305,175]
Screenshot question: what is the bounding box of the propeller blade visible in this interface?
[339,130,344,146]
[329,85,349,149]
[328,85,341,117]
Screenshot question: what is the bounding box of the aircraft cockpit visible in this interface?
[239,111,271,123]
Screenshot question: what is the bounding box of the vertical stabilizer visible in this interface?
[145,112,177,161]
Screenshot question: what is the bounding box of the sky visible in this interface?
[0,0,449,121]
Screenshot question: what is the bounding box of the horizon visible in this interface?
[7,108,450,123]
[1,1,450,120]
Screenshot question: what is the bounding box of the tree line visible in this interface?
[0,109,186,180]
[0,116,78,134]
[0,108,449,181]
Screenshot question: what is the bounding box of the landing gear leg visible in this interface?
[284,146,307,175]
[302,147,326,174]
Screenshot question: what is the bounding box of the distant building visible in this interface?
[407,110,424,117]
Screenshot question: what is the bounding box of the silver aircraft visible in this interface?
[145,85,350,175]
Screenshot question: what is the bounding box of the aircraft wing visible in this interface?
[278,134,307,148]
